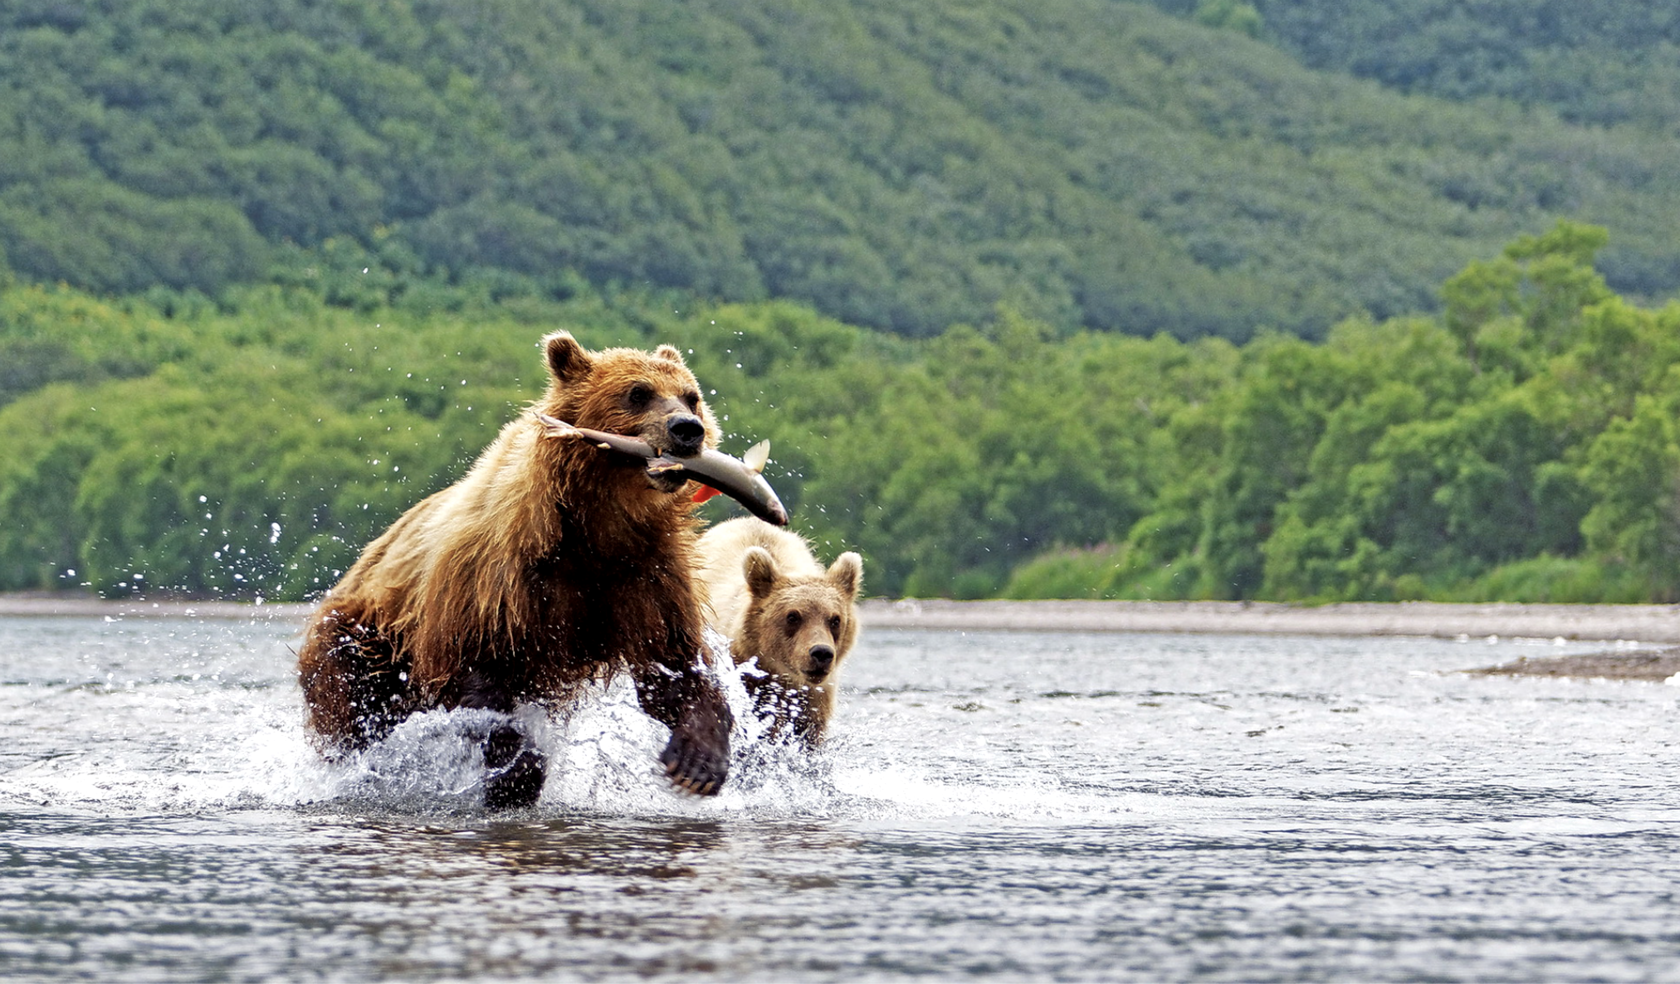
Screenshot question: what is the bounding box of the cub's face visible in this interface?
[539,332,720,492]
[754,580,856,688]
[742,547,863,690]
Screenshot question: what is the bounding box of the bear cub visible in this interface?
[697,517,863,746]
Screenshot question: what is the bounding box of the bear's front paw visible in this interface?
[660,712,731,796]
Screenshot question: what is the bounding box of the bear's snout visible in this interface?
[666,414,706,457]
[807,644,835,681]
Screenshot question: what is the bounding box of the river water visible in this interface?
[2,612,1678,982]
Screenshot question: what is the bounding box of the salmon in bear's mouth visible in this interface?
[532,413,789,526]
[646,464,690,494]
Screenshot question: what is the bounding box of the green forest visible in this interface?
[4,220,1680,604]
[3,1,1680,603]
[1157,0,1680,130]
[7,0,1680,340]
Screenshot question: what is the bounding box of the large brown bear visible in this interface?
[697,517,862,746]
[297,332,733,808]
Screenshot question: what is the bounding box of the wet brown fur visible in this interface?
[296,332,733,800]
[698,517,862,746]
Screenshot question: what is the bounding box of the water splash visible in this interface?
[0,618,880,819]
[10,617,1663,828]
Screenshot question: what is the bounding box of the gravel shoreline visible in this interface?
[0,595,313,622]
[6,594,1680,644]
[9,593,1677,679]
[857,598,1680,643]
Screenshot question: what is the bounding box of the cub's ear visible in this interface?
[828,551,863,600]
[653,343,686,365]
[743,546,780,600]
[543,332,594,385]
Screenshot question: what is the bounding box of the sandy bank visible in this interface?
[0,594,313,622]
[856,598,1680,644]
[1463,649,1680,681]
[6,594,1680,645]
[10,593,1678,680]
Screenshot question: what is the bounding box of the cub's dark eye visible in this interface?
[683,391,701,412]
[827,615,842,636]
[784,610,803,633]
[627,384,653,407]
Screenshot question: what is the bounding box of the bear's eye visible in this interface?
[784,610,802,633]
[828,615,842,636]
[683,391,701,412]
[627,384,653,407]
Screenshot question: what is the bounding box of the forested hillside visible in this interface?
[5,224,1680,603]
[7,2,1680,604]
[5,0,1680,339]
[1151,0,1680,130]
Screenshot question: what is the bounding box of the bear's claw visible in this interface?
[659,718,730,796]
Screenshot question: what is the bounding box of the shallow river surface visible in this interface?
[3,612,1679,982]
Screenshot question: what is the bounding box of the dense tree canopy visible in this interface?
[4,0,1680,339]
[3,224,1678,603]
[1149,0,1680,130]
[5,3,1680,603]
[1009,223,1680,603]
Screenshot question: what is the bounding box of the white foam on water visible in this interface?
[15,617,1668,830]
[1,622,1035,823]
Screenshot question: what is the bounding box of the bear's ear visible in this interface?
[743,546,780,600]
[653,344,686,366]
[543,332,594,386]
[828,551,863,600]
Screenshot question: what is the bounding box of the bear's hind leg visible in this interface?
[298,615,413,750]
[482,721,547,809]
[459,666,548,810]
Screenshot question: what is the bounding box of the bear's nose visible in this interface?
[666,414,705,456]
[807,645,835,679]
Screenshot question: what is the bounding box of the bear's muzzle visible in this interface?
[807,644,836,682]
[665,413,706,457]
